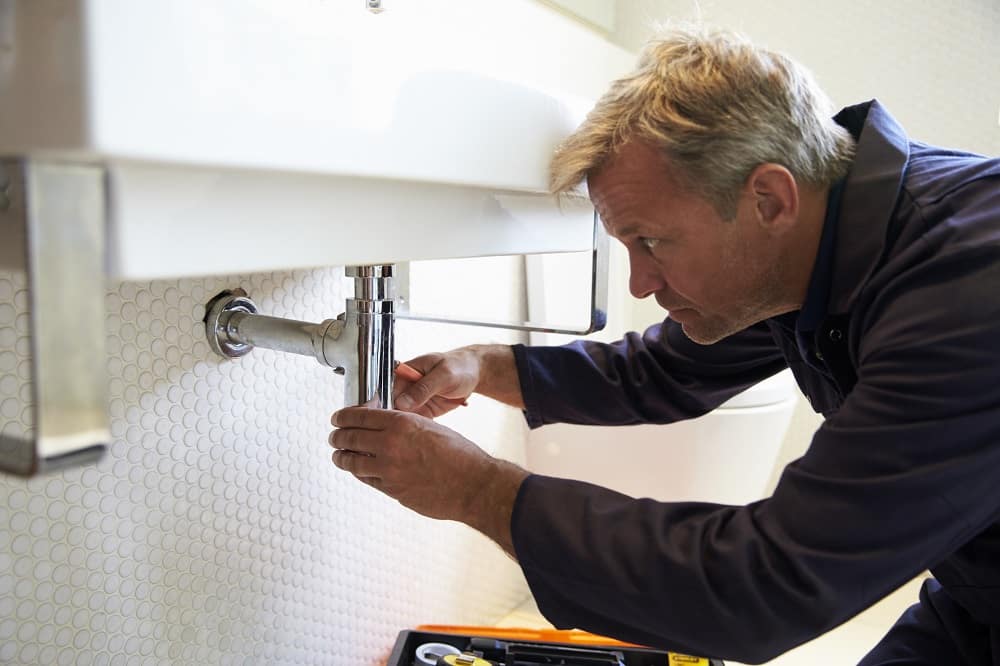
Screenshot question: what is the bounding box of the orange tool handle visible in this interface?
[394,362,468,407]
[415,624,637,647]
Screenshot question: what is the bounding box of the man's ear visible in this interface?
[746,163,799,233]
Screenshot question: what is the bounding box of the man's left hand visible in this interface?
[329,407,528,553]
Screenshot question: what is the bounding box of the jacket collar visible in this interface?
[827,99,911,315]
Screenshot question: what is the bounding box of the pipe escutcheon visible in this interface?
[204,289,259,358]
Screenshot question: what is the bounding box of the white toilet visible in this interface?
[525,369,798,505]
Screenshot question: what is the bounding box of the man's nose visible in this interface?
[628,252,664,299]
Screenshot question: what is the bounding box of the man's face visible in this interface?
[588,141,786,345]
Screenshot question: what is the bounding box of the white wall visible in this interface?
[612,0,1000,155]
[0,265,531,664]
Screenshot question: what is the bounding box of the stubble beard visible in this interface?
[679,258,787,346]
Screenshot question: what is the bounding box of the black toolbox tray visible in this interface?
[387,628,725,666]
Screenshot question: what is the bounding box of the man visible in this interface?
[329,26,1000,665]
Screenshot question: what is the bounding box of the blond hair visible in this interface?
[550,26,856,217]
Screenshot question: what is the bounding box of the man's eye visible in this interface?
[639,237,660,250]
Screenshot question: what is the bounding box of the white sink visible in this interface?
[0,0,633,278]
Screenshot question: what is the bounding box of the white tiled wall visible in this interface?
[0,265,530,665]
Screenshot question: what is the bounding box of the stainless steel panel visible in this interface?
[0,159,108,476]
[395,211,609,334]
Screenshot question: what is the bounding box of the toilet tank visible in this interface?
[525,369,798,505]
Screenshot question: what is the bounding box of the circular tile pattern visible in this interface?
[0,268,528,663]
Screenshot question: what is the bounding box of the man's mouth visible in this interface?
[666,307,699,322]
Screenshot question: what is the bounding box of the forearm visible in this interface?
[462,457,530,557]
[467,344,525,409]
[515,321,787,428]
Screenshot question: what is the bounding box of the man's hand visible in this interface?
[329,406,529,554]
[394,344,524,415]
[392,351,479,417]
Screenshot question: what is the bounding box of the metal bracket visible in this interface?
[0,159,109,476]
[395,210,608,334]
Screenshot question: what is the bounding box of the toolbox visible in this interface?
[388,625,725,666]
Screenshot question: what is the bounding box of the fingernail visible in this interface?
[395,394,413,410]
[331,410,341,426]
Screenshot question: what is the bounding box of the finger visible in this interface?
[412,398,463,420]
[330,424,402,456]
[393,361,424,384]
[393,355,449,411]
[331,449,380,478]
[331,405,397,429]
[398,354,442,375]
[412,403,442,419]
[397,372,468,412]
[328,427,381,455]
[391,374,418,405]
[394,368,468,413]
[394,381,436,412]
[391,374,414,397]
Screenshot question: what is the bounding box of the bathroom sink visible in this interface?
[0,0,633,278]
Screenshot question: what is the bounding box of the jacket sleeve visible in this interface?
[512,317,788,429]
[510,240,1000,663]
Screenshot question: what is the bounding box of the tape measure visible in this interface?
[413,642,461,666]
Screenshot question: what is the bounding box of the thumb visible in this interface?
[394,372,438,412]
[394,355,470,413]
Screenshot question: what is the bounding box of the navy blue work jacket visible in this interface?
[509,100,1000,664]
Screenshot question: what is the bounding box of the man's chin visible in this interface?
[678,324,721,345]
[673,312,733,345]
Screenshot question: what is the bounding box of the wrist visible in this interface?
[466,344,524,409]
[462,456,529,557]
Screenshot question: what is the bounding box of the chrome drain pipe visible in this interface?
[204,265,395,409]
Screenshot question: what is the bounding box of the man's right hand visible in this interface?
[393,349,480,417]
[393,344,524,416]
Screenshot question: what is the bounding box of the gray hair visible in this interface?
[550,25,856,217]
